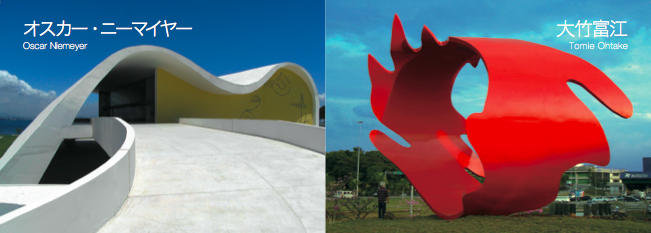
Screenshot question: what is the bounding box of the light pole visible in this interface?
[592,168,599,195]
[356,121,363,197]
[575,166,579,203]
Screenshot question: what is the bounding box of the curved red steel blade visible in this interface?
[452,37,632,215]
[368,14,483,219]
[368,14,633,218]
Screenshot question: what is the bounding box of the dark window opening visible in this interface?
[39,139,110,184]
[99,76,155,123]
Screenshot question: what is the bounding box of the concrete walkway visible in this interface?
[99,124,324,232]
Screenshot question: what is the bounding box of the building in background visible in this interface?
[619,158,651,195]
[564,158,651,196]
[564,164,626,195]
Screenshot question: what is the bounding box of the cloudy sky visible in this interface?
[0,0,324,118]
[326,0,651,171]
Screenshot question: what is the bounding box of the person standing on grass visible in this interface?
[377,182,389,219]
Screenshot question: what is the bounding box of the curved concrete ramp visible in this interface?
[99,124,324,232]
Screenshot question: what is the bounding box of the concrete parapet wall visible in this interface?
[93,118,129,157]
[180,118,325,154]
[0,117,135,232]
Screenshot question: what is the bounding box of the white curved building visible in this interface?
[0,45,324,232]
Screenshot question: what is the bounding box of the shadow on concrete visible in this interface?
[0,203,25,217]
[39,139,110,184]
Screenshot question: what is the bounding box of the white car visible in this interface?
[334,190,354,199]
[607,197,618,202]
[593,196,610,203]
[555,196,570,203]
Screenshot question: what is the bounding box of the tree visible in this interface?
[326,174,349,224]
[394,178,411,196]
[365,166,384,186]
[598,179,608,189]
[326,173,336,186]
[587,167,607,194]
[588,167,595,187]
[326,148,403,196]
[560,173,570,188]
[340,196,378,221]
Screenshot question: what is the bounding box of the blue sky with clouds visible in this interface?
[0,0,324,118]
[326,0,651,171]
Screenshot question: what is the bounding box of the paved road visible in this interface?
[99,124,324,232]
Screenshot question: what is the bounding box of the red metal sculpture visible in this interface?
[368,14,632,219]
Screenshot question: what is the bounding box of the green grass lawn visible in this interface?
[328,197,651,232]
[327,214,651,233]
[382,197,434,218]
[0,135,18,159]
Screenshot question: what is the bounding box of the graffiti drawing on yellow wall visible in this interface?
[291,93,308,124]
[240,95,261,119]
[267,72,292,96]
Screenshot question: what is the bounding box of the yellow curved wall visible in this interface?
[156,68,314,125]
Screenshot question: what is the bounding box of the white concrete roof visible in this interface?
[98,124,324,232]
[0,45,319,184]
